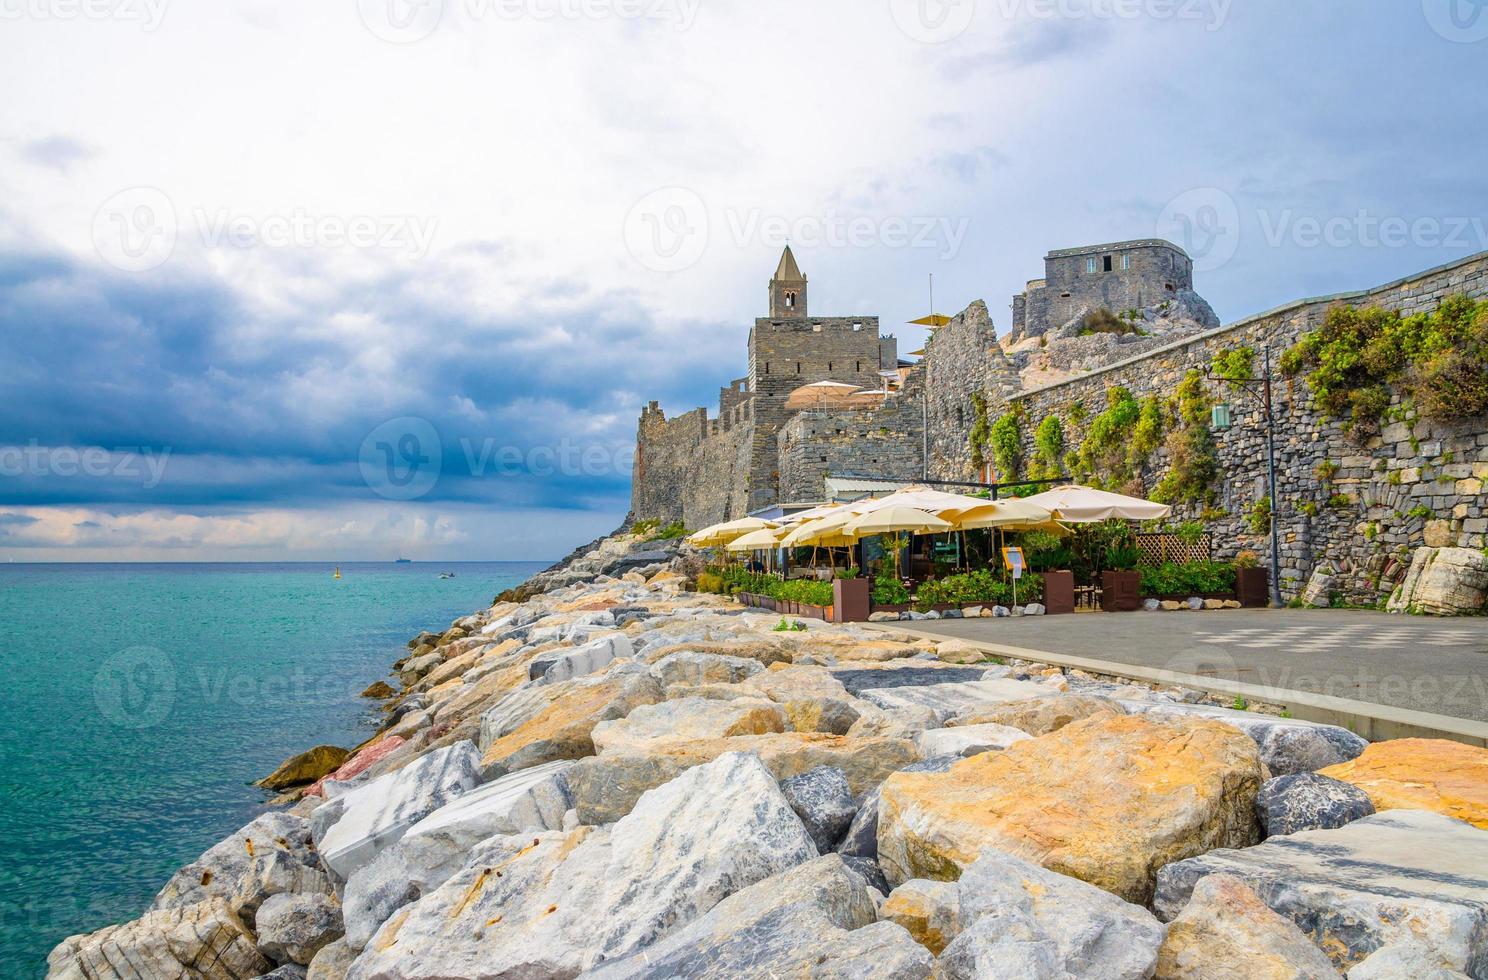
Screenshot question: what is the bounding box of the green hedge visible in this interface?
[1138,561,1237,596]
[914,569,1043,610]
[701,566,833,606]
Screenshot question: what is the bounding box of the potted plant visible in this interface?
[1234,551,1269,607]
[832,568,871,623]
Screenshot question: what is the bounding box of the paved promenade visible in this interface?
[877,608,1488,733]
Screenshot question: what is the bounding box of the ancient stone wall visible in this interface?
[991,250,1488,604]
[1014,240,1195,339]
[919,301,1022,483]
[776,395,925,503]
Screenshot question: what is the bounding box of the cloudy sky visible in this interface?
[1,0,1484,561]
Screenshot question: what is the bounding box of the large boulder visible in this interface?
[1256,772,1376,837]
[648,651,765,687]
[1318,738,1488,829]
[590,697,784,752]
[313,740,481,881]
[584,855,934,979]
[1155,873,1338,979]
[46,899,271,979]
[477,670,664,777]
[915,722,1031,758]
[880,878,960,955]
[920,849,1165,980]
[254,892,344,965]
[1387,546,1488,615]
[530,633,635,685]
[152,811,325,915]
[777,766,856,852]
[1121,699,1367,775]
[567,732,918,824]
[877,714,1265,902]
[1347,941,1473,979]
[1154,809,1488,975]
[258,745,352,791]
[837,755,960,860]
[346,753,817,978]
[341,760,574,950]
[857,676,1069,726]
[951,693,1126,734]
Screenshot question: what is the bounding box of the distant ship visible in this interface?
[440,572,456,579]
[394,558,412,564]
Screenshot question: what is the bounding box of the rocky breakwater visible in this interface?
[47,529,1488,979]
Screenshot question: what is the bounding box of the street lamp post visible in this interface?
[1209,345,1285,608]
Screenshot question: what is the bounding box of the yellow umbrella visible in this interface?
[843,506,953,538]
[952,498,1056,530]
[780,510,859,547]
[688,517,779,548]
[725,526,789,552]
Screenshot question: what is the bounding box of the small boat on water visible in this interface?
[439,571,456,579]
[394,558,412,564]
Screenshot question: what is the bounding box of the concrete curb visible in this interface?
[867,623,1488,747]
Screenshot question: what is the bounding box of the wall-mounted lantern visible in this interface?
[1211,403,1233,431]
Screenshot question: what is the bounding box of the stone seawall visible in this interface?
[999,250,1488,603]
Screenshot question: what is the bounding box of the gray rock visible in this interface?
[530,632,634,685]
[647,651,765,687]
[841,855,890,895]
[341,760,574,950]
[314,740,481,882]
[933,849,1164,980]
[306,939,354,980]
[584,855,933,980]
[1347,940,1472,979]
[347,752,817,978]
[1256,772,1376,837]
[778,766,856,852]
[1186,596,1205,610]
[1119,699,1367,775]
[836,755,960,859]
[831,666,988,695]
[1156,872,1338,979]
[254,892,344,966]
[47,899,272,980]
[915,722,1031,758]
[152,811,325,914]
[256,966,308,980]
[1142,598,1162,611]
[1154,810,1488,975]
[1023,603,1046,616]
[992,605,1011,617]
[860,676,1068,726]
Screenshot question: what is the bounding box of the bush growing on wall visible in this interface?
[1033,415,1064,479]
[990,413,1023,481]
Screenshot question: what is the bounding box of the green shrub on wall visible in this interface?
[968,392,991,470]
[1033,415,1064,479]
[1076,387,1141,487]
[1281,295,1488,425]
[1211,346,1255,390]
[990,413,1023,481]
[1151,371,1220,506]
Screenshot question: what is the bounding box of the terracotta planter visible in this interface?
[1042,570,1075,615]
[1101,570,1142,612]
[833,578,871,624]
[1236,566,1270,608]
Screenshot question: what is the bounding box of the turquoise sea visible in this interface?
[0,560,546,978]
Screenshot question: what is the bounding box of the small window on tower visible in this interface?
[785,292,796,309]
[796,362,802,373]
[1103,255,1113,273]
[1086,257,1097,274]
[1122,253,1132,270]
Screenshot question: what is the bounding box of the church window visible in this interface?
[785,292,796,309]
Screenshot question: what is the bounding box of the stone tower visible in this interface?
[768,245,808,319]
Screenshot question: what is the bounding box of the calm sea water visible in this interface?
[0,560,546,978]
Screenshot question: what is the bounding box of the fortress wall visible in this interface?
[777,396,925,504]
[995,250,1488,603]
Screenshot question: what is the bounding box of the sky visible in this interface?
[1,0,1485,561]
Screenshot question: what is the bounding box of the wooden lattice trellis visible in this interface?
[1135,532,1213,567]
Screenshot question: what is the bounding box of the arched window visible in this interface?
[784,291,796,309]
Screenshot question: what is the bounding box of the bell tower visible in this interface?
[768,245,808,319]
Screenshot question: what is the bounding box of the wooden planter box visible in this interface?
[1236,566,1270,608]
[1101,570,1143,612]
[833,578,870,624]
[1043,570,1075,615]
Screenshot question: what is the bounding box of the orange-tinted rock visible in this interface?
[1318,738,1488,829]
[877,714,1265,904]
[304,736,406,797]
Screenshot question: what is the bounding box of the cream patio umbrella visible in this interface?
[725,526,790,552]
[1020,485,1172,523]
[851,485,998,521]
[843,506,953,538]
[780,509,860,548]
[687,517,780,548]
[952,498,1057,530]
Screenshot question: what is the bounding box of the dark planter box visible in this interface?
[1043,570,1075,615]
[1101,570,1143,612]
[833,578,871,624]
[1236,566,1270,607]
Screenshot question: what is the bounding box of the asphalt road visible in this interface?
[880,608,1488,722]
